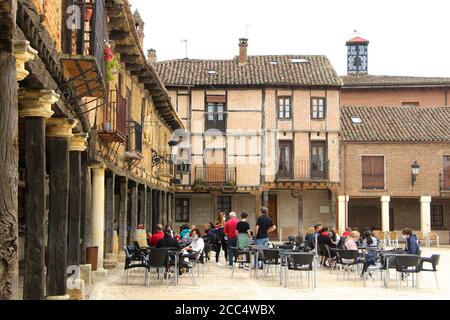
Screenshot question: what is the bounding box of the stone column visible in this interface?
[381,196,391,232]
[158,190,163,226]
[90,163,107,275]
[46,117,77,298]
[171,192,176,224]
[104,171,116,265]
[139,185,146,227]
[330,191,337,228]
[337,195,349,233]
[68,133,88,267]
[167,192,172,225]
[297,192,304,236]
[420,196,432,234]
[118,177,128,257]
[18,89,57,300]
[15,40,38,81]
[129,182,138,244]
[80,153,91,265]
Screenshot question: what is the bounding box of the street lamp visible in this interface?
[411,161,420,186]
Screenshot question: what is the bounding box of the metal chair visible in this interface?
[146,248,171,287]
[123,246,147,285]
[373,230,386,248]
[427,232,440,248]
[395,255,421,289]
[335,250,361,280]
[420,254,440,289]
[287,254,315,289]
[261,249,281,278]
[231,247,252,278]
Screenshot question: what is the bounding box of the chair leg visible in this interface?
[434,272,440,289]
[397,272,401,290]
[189,269,197,286]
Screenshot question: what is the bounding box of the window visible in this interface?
[217,196,232,216]
[278,141,293,179]
[278,97,291,119]
[311,141,327,179]
[205,96,226,131]
[175,199,189,222]
[362,156,385,189]
[444,156,450,189]
[431,204,444,229]
[311,98,326,119]
[177,162,190,174]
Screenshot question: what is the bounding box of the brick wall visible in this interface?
[341,142,450,197]
[341,88,448,107]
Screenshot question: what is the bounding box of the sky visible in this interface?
[130,0,450,77]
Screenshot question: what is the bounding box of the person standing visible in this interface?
[214,212,227,265]
[224,212,239,267]
[236,211,251,249]
[254,207,276,247]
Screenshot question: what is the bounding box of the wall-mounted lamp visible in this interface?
[411,160,420,186]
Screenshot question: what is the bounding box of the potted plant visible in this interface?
[103,42,120,82]
[85,3,93,22]
[193,179,206,190]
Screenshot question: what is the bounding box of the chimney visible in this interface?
[147,49,157,64]
[238,38,248,64]
[133,10,145,48]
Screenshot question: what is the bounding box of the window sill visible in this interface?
[360,188,386,192]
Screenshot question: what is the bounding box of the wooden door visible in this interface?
[204,148,225,184]
[348,205,381,232]
[268,194,278,240]
[278,141,293,179]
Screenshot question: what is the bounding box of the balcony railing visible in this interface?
[98,89,127,143]
[194,166,237,186]
[61,0,106,99]
[277,160,329,181]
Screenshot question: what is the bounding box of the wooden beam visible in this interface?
[105,172,115,255]
[115,45,137,55]
[23,117,46,300]
[109,30,130,41]
[0,0,18,300]
[146,187,152,234]
[125,63,145,72]
[120,54,140,64]
[129,182,138,244]
[80,153,91,264]
[47,137,70,296]
[118,177,128,254]
[140,77,157,85]
[130,70,149,77]
[68,150,82,267]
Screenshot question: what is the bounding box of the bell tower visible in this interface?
[346,36,369,75]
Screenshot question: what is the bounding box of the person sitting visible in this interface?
[180,224,191,239]
[156,230,180,250]
[361,231,379,276]
[183,228,204,255]
[337,227,352,249]
[403,228,420,255]
[147,224,164,247]
[317,227,337,261]
[304,227,316,250]
[330,228,340,246]
[164,224,175,238]
[344,231,360,251]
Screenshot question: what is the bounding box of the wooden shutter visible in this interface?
[362,156,384,189]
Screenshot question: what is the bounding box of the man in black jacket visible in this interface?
[156,230,181,250]
[317,227,337,260]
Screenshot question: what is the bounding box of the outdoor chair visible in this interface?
[261,249,281,278]
[415,231,426,246]
[123,246,147,285]
[287,253,315,289]
[324,244,337,272]
[335,250,362,280]
[294,236,303,247]
[420,254,440,289]
[133,241,149,255]
[427,232,440,248]
[231,247,252,278]
[395,255,421,289]
[146,248,171,287]
[373,231,386,248]
[387,231,399,248]
[186,250,206,278]
[277,245,295,250]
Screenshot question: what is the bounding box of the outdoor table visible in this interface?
[279,250,316,288]
[246,245,267,278]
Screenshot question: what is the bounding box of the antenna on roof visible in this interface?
[181,39,188,58]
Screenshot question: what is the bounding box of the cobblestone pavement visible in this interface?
[88,247,450,300]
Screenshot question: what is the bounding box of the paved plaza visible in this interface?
[88,247,450,300]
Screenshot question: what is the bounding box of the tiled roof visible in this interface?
[155,55,342,87]
[341,74,450,87]
[341,106,450,142]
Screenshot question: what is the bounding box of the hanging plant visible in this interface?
[103,43,120,82]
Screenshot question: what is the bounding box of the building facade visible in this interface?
[156,39,342,239]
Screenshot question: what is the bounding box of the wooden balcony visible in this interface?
[61,0,106,100]
[194,166,237,187]
[98,89,127,143]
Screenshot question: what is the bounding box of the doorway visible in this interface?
[268,194,278,240]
